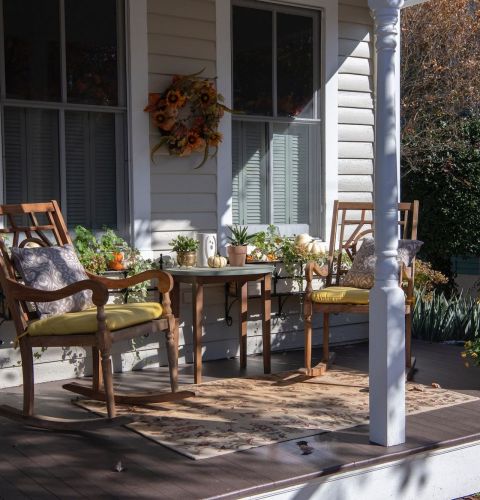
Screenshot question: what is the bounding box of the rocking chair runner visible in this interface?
[303,200,419,378]
[0,201,193,430]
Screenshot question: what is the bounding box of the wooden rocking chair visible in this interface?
[0,201,193,430]
[303,200,419,378]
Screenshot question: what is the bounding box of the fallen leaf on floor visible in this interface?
[408,385,425,392]
[296,440,314,455]
[114,461,125,472]
[431,382,441,389]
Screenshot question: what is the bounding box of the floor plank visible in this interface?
[0,340,479,499]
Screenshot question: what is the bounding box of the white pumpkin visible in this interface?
[294,233,312,248]
[310,241,328,255]
[208,254,228,268]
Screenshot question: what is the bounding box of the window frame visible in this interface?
[231,0,322,236]
[0,0,128,233]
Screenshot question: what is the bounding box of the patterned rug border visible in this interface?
[75,368,479,460]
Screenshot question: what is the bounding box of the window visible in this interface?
[0,0,127,230]
[232,2,321,233]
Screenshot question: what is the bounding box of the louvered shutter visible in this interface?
[65,111,90,226]
[232,121,241,223]
[91,113,117,228]
[4,107,60,205]
[65,111,117,229]
[232,121,267,224]
[272,123,309,224]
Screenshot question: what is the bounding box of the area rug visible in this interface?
[76,368,479,460]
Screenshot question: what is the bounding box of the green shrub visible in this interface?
[412,288,480,342]
[414,259,449,295]
[402,116,480,282]
[73,226,156,302]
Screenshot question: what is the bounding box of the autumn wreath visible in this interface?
[145,71,230,169]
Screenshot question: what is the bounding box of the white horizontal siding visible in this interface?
[147,13,215,41]
[339,21,371,42]
[338,56,372,76]
[338,191,373,202]
[148,34,215,60]
[338,174,373,192]
[339,124,374,142]
[147,0,217,255]
[339,39,370,58]
[338,4,372,24]
[339,142,374,159]
[338,2,374,203]
[339,107,374,125]
[338,91,373,109]
[338,73,372,92]
[338,158,373,175]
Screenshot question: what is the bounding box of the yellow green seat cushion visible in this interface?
[27,302,163,336]
[311,286,369,305]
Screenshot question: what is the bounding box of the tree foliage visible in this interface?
[401,0,480,279]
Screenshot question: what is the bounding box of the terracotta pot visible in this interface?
[177,251,197,267]
[107,251,125,271]
[227,245,247,267]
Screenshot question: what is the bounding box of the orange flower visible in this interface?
[186,130,206,152]
[144,93,162,112]
[199,84,217,107]
[153,110,176,131]
[208,131,223,147]
[166,89,186,108]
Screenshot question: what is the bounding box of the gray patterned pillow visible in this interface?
[342,238,423,289]
[11,244,94,317]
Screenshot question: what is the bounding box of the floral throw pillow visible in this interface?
[342,238,423,289]
[11,244,94,317]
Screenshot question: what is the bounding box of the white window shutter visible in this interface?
[4,107,60,204]
[91,113,117,228]
[232,121,267,224]
[65,112,117,228]
[272,123,309,224]
[65,111,90,227]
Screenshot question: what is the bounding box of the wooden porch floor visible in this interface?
[0,340,479,499]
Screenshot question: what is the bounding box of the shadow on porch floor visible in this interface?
[0,340,479,499]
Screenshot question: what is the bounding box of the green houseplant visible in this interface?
[169,235,199,267]
[73,226,156,302]
[227,225,256,266]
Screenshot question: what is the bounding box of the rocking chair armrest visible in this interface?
[6,278,109,306]
[305,261,329,283]
[87,269,174,294]
[400,263,415,302]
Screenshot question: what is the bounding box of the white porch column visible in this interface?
[368,0,405,446]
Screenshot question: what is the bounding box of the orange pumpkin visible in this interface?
[108,251,125,271]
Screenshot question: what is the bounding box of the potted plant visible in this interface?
[227,225,256,267]
[169,235,199,267]
[100,228,129,271]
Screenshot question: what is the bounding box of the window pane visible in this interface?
[3,0,61,101]
[233,7,273,116]
[232,121,268,224]
[4,107,60,204]
[65,0,119,106]
[65,112,118,228]
[272,123,309,224]
[277,13,314,118]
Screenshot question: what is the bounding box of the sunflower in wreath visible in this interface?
[145,70,232,169]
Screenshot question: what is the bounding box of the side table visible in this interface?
[169,265,273,384]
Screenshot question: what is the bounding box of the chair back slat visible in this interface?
[0,201,72,337]
[328,201,420,285]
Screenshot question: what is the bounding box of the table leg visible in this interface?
[171,281,180,318]
[261,274,271,374]
[192,281,204,384]
[239,281,248,369]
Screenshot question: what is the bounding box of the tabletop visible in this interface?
[167,265,274,277]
